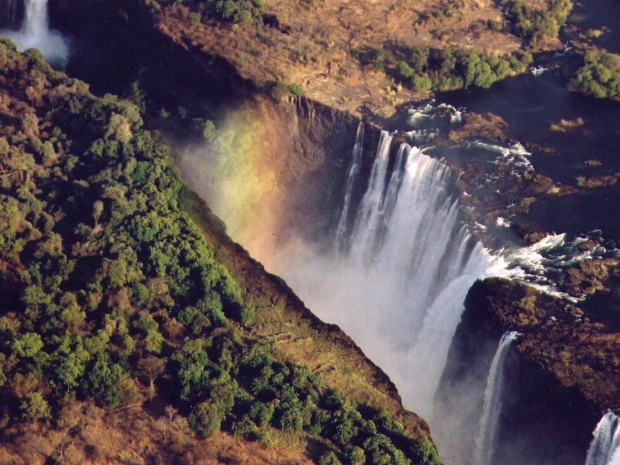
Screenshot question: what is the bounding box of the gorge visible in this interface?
[2,0,620,464]
[179,96,620,465]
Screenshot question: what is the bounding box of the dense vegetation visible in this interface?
[0,39,439,464]
[154,0,266,26]
[569,50,620,99]
[500,0,572,50]
[352,46,532,92]
[414,0,571,50]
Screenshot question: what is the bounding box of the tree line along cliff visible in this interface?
[0,39,439,464]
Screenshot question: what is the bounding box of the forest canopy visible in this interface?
[0,38,439,464]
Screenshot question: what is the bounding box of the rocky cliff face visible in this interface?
[51,0,387,243]
[437,277,620,465]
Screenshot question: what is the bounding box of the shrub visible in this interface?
[233,415,259,440]
[569,51,620,99]
[319,451,343,465]
[189,12,202,27]
[250,401,275,427]
[206,0,265,26]
[271,81,304,101]
[411,437,442,465]
[189,401,223,439]
[21,392,50,422]
[344,446,366,465]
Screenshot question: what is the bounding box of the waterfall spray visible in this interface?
[473,331,519,465]
[298,132,514,421]
[585,411,620,465]
[1,0,69,65]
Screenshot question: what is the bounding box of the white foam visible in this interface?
[1,0,70,66]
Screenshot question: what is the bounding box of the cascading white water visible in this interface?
[1,0,69,65]
[473,331,519,465]
[334,122,365,251]
[585,411,620,465]
[22,0,46,38]
[351,136,511,418]
[291,131,513,421]
[332,130,620,461]
[347,131,393,261]
[181,105,620,464]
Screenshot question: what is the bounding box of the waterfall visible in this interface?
[313,132,512,420]
[181,102,618,464]
[585,411,620,465]
[473,331,519,465]
[334,122,365,251]
[22,0,47,38]
[348,131,393,262]
[1,0,69,65]
[261,130,522,423]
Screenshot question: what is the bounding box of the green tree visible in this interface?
[345,446,366,465]
[12,333,43,359]
[137,355,166,400]
[188,401,223,439]
[250,401,275,427]
[20,392,50,422]
[319,451,343,465]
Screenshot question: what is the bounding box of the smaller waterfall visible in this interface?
[348,131,393,262]
[334,123,365,251]
[585,411,620,465]
[22,0,47,38]
[2,0,69,65]
[473,331,519,465]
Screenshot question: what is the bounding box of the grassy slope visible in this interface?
[181,189,432,441]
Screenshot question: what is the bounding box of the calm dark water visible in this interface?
[569,0,620,54]
[517,188,620,243]
[439,72,620,183]
[436,72,620,241]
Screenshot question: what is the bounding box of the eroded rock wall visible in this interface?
[436,278,612,465]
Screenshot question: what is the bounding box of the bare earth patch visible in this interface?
[157,0,523,120]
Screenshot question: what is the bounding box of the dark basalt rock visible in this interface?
[437,277,620,465]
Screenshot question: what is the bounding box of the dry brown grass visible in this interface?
[157,0,522,121]
[0,398,316,465]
